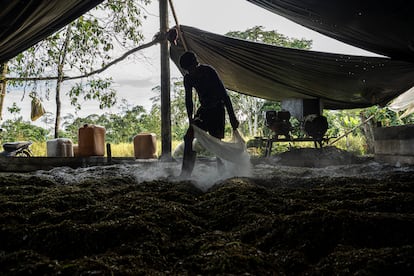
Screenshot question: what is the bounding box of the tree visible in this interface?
[149,82,184,140]
[0,104,48,142]
[226,26,312,50]
[61,103,149,144]
[6,0,152,138]
[140,104,161,138]
[225,26,312,137]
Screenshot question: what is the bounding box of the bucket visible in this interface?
[47,138,74,157]
[134,133,157,159]
[78,124,106,157]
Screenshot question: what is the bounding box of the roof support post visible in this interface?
[0,62,8,122]
[159,0,172,160]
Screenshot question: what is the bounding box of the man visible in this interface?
[179,51,239,177]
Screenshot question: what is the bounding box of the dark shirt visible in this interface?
[183,64,227,108]
[183,63,238,130]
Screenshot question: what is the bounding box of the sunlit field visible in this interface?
[30,140,184,157]
[29,135,367,158]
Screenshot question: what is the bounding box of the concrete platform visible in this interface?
[0,157,143,172]
[374,124,414,165]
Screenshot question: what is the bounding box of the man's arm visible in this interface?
[223,93,239,129]
[210,66,239,129]
[184,76,194,124]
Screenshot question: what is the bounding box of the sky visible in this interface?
[3,0,379,128]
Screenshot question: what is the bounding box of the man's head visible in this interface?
[180,51,198,71]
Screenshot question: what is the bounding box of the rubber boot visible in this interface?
[180,150,196,178]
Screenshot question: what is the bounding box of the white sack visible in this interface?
[192,124,250,166]
[388,86,414,118]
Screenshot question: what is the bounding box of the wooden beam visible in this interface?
[0,62,8,122]
[159,0,172,160]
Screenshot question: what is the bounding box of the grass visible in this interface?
[109,143,135,157]
[31,142,47,157]
[332,134,367,155]
[30,140,183,158]
[27,134,367,158]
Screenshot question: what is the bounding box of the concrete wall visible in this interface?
[374,124,414,165]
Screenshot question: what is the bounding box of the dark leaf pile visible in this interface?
[0,170,413,275]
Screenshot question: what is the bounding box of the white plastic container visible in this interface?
[47,138,74,157]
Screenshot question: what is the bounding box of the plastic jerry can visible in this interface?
[78,124,106,157]
[47,138,74,157]
[134,133,157,159]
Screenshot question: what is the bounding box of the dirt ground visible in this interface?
[0,147,413,275]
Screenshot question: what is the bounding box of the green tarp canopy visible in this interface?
[247,0,414,63]
[0,0,104,63]
[170,25,414,110]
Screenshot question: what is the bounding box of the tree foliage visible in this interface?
[61,107,149,144]
[225,26,313,137]
[226,26,312,50]
[6,0,152,137]
[1,101,413,157]
[0,104,48,142]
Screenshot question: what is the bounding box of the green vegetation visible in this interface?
[1,23,413,157]
[1,96,413,157]
[5,0,152,137]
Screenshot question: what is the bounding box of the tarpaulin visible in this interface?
[246,0,414,63]
[0,0,104,63]
[388,87,414,118]
[170,25,414,110]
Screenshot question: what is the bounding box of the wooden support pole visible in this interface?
[159,0,172,160]
[0,62,8,122]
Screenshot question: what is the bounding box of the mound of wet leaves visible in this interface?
[272,146,367,167]
[0,172,413,275]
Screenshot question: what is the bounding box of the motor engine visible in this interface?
[303,114,328,140]
[265,110,292,139]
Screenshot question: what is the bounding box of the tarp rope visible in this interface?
[168,0,188,51]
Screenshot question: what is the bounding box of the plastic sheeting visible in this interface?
[246,0,414,63]
[0,0,104,63]
[388,87,414,118]
[170,25,414,110]
[192,125,251,167]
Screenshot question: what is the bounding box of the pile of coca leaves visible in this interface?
[0,164,413,275]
